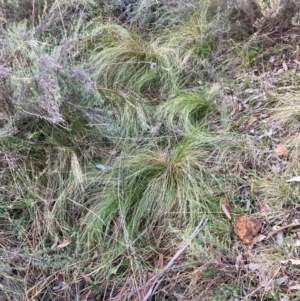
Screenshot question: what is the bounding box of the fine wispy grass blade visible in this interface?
[157,90,211,134]
[87,24,180,100]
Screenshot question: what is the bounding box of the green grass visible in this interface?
[1,0,300,300]
[172,4,217,58]
[87,24,179,100]
[158,90,211,134]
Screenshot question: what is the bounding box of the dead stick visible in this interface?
[266,222,300,239]
[141,218,208,301]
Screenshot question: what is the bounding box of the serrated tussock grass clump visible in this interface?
[98,90,153,137]
[80,132,238,251]
[0,145,88,247]
[176,11,210,58]
[171,1,222,59]
[105,0,203,37]
[157,90,210,134]
[81,138,207,241]
[270,91,300,124]
[88,24,179,100]
[254,174,299,222]
[77,130,246,298]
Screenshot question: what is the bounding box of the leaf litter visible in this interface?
[234,216,262,245]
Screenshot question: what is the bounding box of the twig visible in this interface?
[31,0,35,26]
[266,222,300,239]
[139,218,208,301]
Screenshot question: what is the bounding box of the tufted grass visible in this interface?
[157,90,211,134]
[87,24,180,101]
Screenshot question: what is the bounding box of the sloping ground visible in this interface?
[1,1,300,300]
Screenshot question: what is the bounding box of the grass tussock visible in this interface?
[172,4,220,59]
[1,0,300,300]
[88,24,179,100]
[158,91,211,134]
[82,134,222,245]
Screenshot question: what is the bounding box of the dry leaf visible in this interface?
[109,149,117,156]
[260,201,271,214]
[271,162,281,174]
[57,239,71,249]
[252,234,266,244]
[52,281,66,291]
[276,276,288,285]
[221,204,232,220]
[282,62,288,71]
[158,254,164,269]
[245,88,255,94]
[81,274,92,284]
[276,231,284,245]
[220,197,231,220]
[287,176,300,183]
[259,271,271,289]
[234,216,262,244]
[240,187,250,200]
[269,56,275,63]
[280,285,289,294]
[289,259,300,265]
[275,143,288,157]
[246,263,261,270]
[293,239,300,246]
[246,116,258,129]
[172,292,187,300]
[51,237,59,249]
[235,254,244,270]
[52,281,62,291]
[272,225,281,231]
[275,68,284,75]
